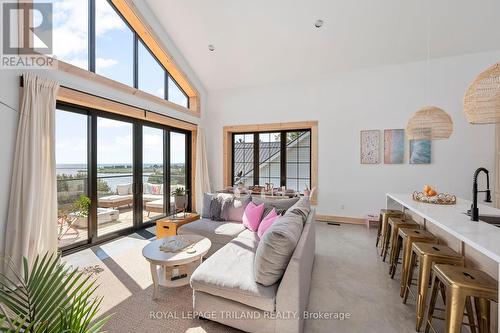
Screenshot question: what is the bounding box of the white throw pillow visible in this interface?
[117,184,131,196]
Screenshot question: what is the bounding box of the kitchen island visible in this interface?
[387,193,500,331]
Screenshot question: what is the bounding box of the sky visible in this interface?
[56,110,187,165]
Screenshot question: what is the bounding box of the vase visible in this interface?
[174,195,188,212]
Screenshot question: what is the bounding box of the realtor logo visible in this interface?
[1,1,56,69]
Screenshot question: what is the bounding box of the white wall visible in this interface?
[205,51,500,218]
[0,0,206,251]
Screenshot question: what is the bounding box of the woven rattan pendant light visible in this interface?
[463,62,500,124]
[406,106,453,140]
[406,0,453,140]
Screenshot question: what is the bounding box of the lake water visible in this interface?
[57,164,155,192]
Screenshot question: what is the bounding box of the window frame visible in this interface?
[231,130,312,190]
[89,0,189,108]
[56,101,193,255]
[224,122,318,204]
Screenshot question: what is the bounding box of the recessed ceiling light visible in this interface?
[314,19,324,28]
[208,44,215,52]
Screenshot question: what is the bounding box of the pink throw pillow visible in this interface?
[258,208,279,238]
[242,202,265,231]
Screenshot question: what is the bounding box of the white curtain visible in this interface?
[4,73,60,272]
[195,127,211,212]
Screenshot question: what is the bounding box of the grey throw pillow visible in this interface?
[284,197,311,223]
[221,195,252,222]
[209,196,224,221]
[252,196,299,210]
[201,193,215,218]
[254,213,304,286]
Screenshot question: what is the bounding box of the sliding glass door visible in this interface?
[170,132,190,213]
[56,108,91,248]
[96,116,135,237]
[143,126,167,222]
[56,103,191,253]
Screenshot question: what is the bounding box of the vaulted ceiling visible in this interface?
[145,0,500,91]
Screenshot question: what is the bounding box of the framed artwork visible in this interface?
[409,139,431,164]
[384,129,404,164]
[360,130,380,164]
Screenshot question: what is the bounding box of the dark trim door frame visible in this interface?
[56,102,193,255]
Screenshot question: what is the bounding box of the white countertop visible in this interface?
[387,193,500,263]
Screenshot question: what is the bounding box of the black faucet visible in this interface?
[470,167,492,221]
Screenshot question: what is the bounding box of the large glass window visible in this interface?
[39,0,191,107]
[259,132,281,187]
[233,134,254,187]
[286,131,311,192]
[232,130,311,192]
[95,0,134,86]
[56,109,89,248]
[168,76,189,108]
[138,40,165,98]
[39,0,89,69]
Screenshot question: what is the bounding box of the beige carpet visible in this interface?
[64,229,240,333]
[64,223,456,333]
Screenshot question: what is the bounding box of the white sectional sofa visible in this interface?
[178,195,315,333]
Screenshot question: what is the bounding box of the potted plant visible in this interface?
[0,252,110,332]
[71,195,91,228]
[171,187,188,212]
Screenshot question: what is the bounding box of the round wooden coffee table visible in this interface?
[142,234,211,299]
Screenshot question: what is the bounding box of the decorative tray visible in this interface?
[159,238,196,253]
[412,191,456,205]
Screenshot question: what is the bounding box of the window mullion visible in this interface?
[133,124,143,226]
[89,0,96,72]
[164,131,171,215]
[165,72,169,100]
[186,132,192,211]
[253,133,259,186]
[88,111,97,243]
[281,131,286,187]
[133,34,138,89]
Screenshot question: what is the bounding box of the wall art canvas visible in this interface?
[384,129,404,164]
[360,130,380,164]
[409,139,431,164]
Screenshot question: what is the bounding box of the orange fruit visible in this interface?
[428,190,437,197]
[423,185,431,193]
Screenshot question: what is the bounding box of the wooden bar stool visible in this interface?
[392,228,438,296]
[402,243,464,331]
[426,264,498,333]
[376,209,404,254]
[385,216,419,265]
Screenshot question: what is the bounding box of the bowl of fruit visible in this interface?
[412,185,456,205]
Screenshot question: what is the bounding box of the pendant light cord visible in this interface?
[0,100,17,113]
[426,0,430,105]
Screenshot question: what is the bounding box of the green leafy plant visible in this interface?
[72,195,91,218]
[171,187,187,197]
[0,252,110,332]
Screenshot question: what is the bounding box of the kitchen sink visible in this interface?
[464,212,500,227]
